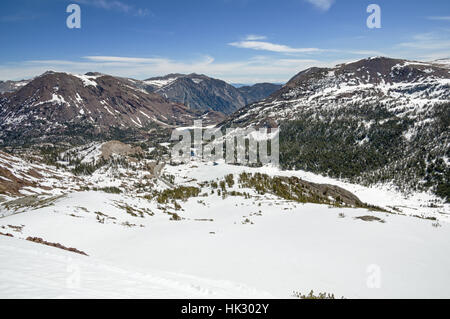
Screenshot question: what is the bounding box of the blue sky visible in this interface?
[1,0,449,83]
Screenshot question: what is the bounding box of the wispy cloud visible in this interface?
[348,50,386,56]
[244,35,267,41]
[398,32,450,50]
[74,0,150,17]
[83,56,166,63]
[229,40,322,53]
[427,16,450,21]
[305,0,335,11]
[228,37,385,57]
[392,31,450,61]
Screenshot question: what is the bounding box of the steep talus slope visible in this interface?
[222,57,450,199]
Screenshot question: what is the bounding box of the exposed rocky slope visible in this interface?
[140,74,280,114]
[0,150,73,197]
[0,71,202,146]
[142,73,246,114]
[237,83,282,105]
[0,72,277,148]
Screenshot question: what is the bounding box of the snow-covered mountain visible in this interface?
[0,71,210,146]
[222,57,450,200]
[432,58,450,69]
[0,71,278,147]
[227,57,450,126]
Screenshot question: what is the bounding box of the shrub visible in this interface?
[292,290,341,299]
[100,186,122,194]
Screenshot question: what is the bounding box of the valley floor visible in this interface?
[0,162,449,298]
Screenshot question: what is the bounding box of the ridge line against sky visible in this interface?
[1,0,449,83]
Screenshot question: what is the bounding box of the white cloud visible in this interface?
[228,38,386,56]
[245,35,267,41]
[229,40,322,53]
[427,16,450,21]
[305,0,335,11]
[398,32,450,50]
[347,50,386,56]
[83,56,166,63]
[388,31,450,61]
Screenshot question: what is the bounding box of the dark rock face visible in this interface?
[237,83,282,105]
[143,73,247,114]
[141,74,281,114]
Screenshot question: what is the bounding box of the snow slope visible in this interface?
[1,162,449,298]
[0,236,267,299]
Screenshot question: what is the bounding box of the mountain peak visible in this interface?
[225,56,450,128]
[0,71,200,146]
[141,73,281,114]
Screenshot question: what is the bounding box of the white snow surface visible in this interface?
[0,236,266,299]
[70,73,99,87]
[144,77,179,88]
[1,161,449,299]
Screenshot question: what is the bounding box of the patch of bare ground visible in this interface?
[100,140,143,160]
[26,237,88,256]
[0,231,14,237]
[354,215,386,223]
[1,194,65,212]
[0,166,37,196]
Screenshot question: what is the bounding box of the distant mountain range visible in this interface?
[0,71,280,146]
[134,73,281,114]
[1,73,281,116]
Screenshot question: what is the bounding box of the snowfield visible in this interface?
[1,161,449,299]
[0,236,267,299]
